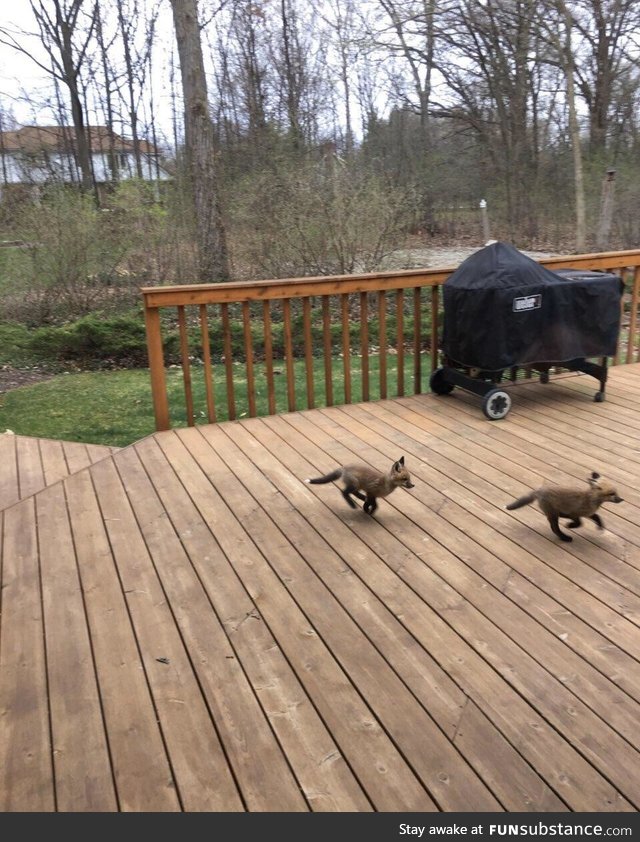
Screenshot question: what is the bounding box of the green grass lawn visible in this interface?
[0,353,432,447]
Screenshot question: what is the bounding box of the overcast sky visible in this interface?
[0,4,50,120]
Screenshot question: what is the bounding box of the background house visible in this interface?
[0,125,171,200]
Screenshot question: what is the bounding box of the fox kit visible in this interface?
[506,472,623,542]
[305,456,415,515]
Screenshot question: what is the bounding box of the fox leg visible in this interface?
[589,513,604,529]
[567,518,582,529]
[341,484,362,508]
[364,496,378,515]
[352,490,367,502]
[548,514,572,542]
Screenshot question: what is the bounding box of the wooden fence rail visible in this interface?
[142,250,640,431]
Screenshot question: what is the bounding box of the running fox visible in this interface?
[305,456,415,515]
[505,471,623,542]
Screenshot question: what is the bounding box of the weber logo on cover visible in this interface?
[513,294,542,312]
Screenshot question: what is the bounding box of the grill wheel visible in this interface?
[482,388,512,420]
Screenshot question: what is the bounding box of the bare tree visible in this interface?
[571,0,640,155]
[0,1,100,192]
[321,0,358,152]
[94,1,119,182]
[170,0,229,282]
[433,0,547,237]
[553,0,587,250]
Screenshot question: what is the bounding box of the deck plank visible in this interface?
[36,483,116,811]
[62,441,93,475]
[0,500,54,811]
[38,438,70,488]
[15,435,45,500]
[0,434,18,510]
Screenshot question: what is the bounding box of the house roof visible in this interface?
[0,125,159,156]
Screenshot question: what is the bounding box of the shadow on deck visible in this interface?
[2,366,640,812]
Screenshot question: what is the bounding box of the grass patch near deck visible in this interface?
[0,353,430,447]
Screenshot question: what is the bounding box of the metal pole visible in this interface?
[479,199,491,242]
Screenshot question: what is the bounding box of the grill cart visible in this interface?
[429,242,624,420]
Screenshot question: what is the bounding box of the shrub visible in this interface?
[0,313,156,368]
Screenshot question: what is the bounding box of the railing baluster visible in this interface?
[199,304,216,423]
[242,301,256,417]
[263,301,276,416]
[221,303,236,421]
[177,305,195,426]
[627,267,640,364]
[322,295,333,407]
[413,287,422,395]
[341,294,351,404]
[360,291,369,402]
[614,270,624,366]
[396,289,404,397]
[283,298,296,412]
[430,286,439,373]
[303,297,314,409]
[378,291,387,399]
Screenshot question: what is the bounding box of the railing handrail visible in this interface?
[141,249,640,308]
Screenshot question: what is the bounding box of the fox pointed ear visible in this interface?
[393,458,403,472]
[399,456,405,466]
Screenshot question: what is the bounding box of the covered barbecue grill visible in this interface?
[429,241,624,419]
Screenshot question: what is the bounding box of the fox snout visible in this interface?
[613,495,623,503]
[405,480,415,489]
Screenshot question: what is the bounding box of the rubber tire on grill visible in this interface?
[429,367,454,395]
[482,388,512,420]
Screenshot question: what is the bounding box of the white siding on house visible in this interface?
[0,150,171,184]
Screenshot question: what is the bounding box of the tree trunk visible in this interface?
[56,3,93,192]
[559,0,586,251]
[595,168,616,251]
[95,5,118,183]
[117,0,144,179]
[169,0,230,283]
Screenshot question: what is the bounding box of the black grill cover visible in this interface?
[441,242,624,371]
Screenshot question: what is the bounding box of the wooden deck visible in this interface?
[0,433,118,510]
[2,365,640,812]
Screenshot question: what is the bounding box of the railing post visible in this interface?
[627,267,640,364]
[143,299,171,431]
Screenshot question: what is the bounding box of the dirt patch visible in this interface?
[0,365,55,396]
[381,244,556,270]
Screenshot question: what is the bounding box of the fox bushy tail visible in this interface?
[305,469,343,485]
[506,491,537,511]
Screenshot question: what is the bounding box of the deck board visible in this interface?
[0,499,53,811]
[36,483,116,811]
[2,364,640,811]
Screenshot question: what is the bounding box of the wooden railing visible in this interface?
[142,249,640,431]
